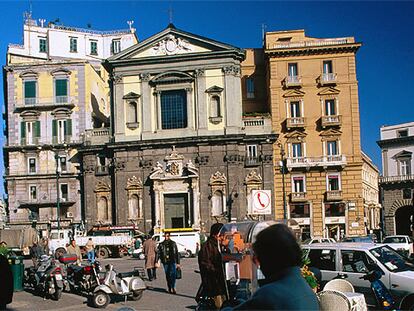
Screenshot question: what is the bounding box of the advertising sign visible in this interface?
[251,190,272,215]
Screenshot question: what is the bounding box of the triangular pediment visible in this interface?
[283,89,305,98]
[320,128,342,137]
[318,87,340,96]
[123,92,141,100]
[284,130,307,139]
[392,150,412,159]
[107,24,244,61]
[206,85,224,93]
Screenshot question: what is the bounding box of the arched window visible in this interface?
[127,101,138,124]
[97,196,109,222]
[211,190,224,216]
[128,194,139,220]
[210,95,221,118]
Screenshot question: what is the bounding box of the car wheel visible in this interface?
[184,250,192,258]
[98,247,109,259]
[91,291,110,308]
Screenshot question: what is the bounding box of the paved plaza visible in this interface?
[8,257,200,311]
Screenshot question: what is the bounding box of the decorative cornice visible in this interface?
[245,170,262,184]
[126,175,143,190]
[222,65,240,76]
[265,44,361,57]
[209,171,227,185]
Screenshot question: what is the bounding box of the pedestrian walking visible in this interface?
[222,224,319,310]
[30,242,45,267]
[66,239,82,265]
[85,238,95,263]
[0,254,13,311]
[41,238,50,256]
[198,223,227,309]
[157,232,180,294]
[143,236,158,281]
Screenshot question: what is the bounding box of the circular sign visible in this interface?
[253,190,271,211]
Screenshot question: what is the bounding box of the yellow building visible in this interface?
[264,29,365,239]
[362,152,381,235]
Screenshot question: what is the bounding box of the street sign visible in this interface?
[251,190,272,215]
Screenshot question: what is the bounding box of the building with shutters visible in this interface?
[3,14,137,232]
[260,29,365,239]
[79,24,276,233]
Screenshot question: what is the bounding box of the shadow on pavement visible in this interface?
[146,286,196,300]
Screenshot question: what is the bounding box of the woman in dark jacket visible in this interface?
[198,223,227,309]
[0,254,13,310]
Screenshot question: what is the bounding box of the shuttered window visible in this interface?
[55,79,68,96]
[24,81,36,98]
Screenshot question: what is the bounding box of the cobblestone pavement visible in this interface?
[7,257,200,311]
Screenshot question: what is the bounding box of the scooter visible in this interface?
[24,255,64,300]
[90,264,146,308]
[66,260,102,293]
[360,269,396,310]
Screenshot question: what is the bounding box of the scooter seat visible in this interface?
[118,271,136,278]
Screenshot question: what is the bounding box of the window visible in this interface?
[60,184,68,201]
[292,143,303,158]
[325,99,336,116]
[292,176,305,193]
[28,157,36,174]
[160,90,187,129]
[24,80,36,105]
[211,190,225,216]
[21,121,40,145]
[341,250,374,273]
[288,63,298,77]
[55,79,68,103]
[327,174,340,191]
[307,249,336,271]
[59,156,67,173]
[128,194,139,219]
[69,37,77,52]
[52,119,72,144]
[127,101,138,124]
[323,60,333,74]
[290,101,301,118]
[325,202,346,217]
[210,95,221,118]
[90,40,98,55]
[290,203,310,218]
[246,78,255,99]
[39,38,47,53]
[29,185,37,200]
[247,145,258,158]
[403,188,412,200]
[111,39,121,54]
[400,159,411,176]
[327,140,338,156]
[397,129,408,138]
[97,156,106,167]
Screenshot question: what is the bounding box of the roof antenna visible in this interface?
[261,23,267,47]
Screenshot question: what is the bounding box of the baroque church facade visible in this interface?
[80,25,276,233]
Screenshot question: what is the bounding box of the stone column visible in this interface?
[195,69,207,131]
[155,91,162,131]
[140,73,152,135]
[191,180,200,229]
[186,87,194,130]
[113,75,125,139]
[223,66,242,134]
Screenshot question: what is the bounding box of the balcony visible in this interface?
[291,192,307,203]
[318,73,337,85]
[379,174,414,184]
[286,117,305,129]
[321,115,342,128]
[84,128,110,145]
[283,75,302,88]
[95,165,109,175]
[14,96,76,112]
[326,190,343,201]
[242,115,272,135]
[286,155,347,170]
[245,156,260,167]
[18,197,75,208]
[6,136,81,149]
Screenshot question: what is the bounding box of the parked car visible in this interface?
[302,238,336,245]
[341,235,376,243]
[303,243,414,309]
[382,235,413,257]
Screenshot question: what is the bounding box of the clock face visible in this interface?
[166,40,177,53]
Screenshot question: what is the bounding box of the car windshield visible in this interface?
[343,236,373,243]
[383,237,406,244]
[370,245,414,272]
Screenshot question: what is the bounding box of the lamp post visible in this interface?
[278,143,288,220]
[55,153,61,231]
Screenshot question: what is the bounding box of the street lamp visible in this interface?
[277,142,288,220]
[55,153,61,230]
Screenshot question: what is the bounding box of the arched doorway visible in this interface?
[395,205,414,235]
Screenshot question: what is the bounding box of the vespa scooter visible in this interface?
[90,264,146,308]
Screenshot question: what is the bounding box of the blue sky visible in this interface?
[1,1,413,195]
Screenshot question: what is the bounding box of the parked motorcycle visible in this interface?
[24,255,64,300]
[360,269,396,310]
[90,264,146,308]
[66,260,102,293]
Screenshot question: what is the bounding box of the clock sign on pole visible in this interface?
[251,190,272,215]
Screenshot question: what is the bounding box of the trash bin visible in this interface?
[8,255,24,292]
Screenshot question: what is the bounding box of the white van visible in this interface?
[153,230,200,258]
